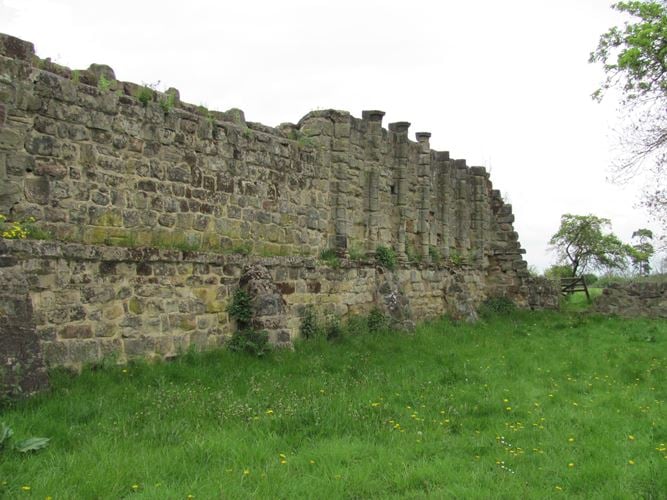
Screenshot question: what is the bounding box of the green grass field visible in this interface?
[1,301,665,498]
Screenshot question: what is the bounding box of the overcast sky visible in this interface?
[1,0,661,271]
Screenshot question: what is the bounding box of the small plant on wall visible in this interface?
[375,245,396,270]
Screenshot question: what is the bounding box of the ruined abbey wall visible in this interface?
[0,33,558,390]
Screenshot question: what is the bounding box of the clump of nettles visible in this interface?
[324,316,344,341]
[375,245,396,270]
[367,307,388,333]
[478,296,516,317]
[226,289,270,357]
[299,306,319,339]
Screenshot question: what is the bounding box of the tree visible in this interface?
[549,214,630,276]
[590,1,667,245]
[629,228,655,274]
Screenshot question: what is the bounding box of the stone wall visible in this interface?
[0,32,558,383]
[1,239,496,371]
[594,282,667,318]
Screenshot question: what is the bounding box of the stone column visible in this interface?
[331,112,353,256]
[389,121,410,260]
[415,132,432,262]
[362,110,385,252]
[455,160,471,258]
[470,166,489,268]
[435,152,451,258]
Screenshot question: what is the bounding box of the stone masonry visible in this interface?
[0,33,559,384]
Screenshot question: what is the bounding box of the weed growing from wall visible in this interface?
[135,86,154,106]
[375,245,396,270]
[159,93,175,114]
[320,249,340,269]
[0,215,50,240]
[97,75,113,91]
[429,245,441,263]
[348,244,365,261]
[405,245,422,264]
[450,249,464,266]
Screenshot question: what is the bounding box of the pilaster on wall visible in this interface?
[415,132,432,262]
[388,121,411,260]
[361,110,385,253]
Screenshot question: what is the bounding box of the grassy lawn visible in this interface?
[1,306,665,498]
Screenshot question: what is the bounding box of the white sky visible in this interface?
[1,0,661,271]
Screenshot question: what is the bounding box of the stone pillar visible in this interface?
[362,110,385,252]
[470,166,489,268]
[415,132,432,262]
[331,112,353,256]
[435,152,451,258]
[455,160,471,258]
[389,121,410,260]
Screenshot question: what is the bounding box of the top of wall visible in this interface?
[0,32,476,162]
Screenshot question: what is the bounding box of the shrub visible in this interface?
[226,329,270,357]
[227,289,253,328]
[583,273,599,286]
[375,245,396,270]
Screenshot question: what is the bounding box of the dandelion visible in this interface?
[131,484,140,491]
[243,469,250,476]
[21,485,31,492]
[555,486,563,491]
[505,406,512,412]
[568,462,575,468]
[309,460,315,464]
[628,435,635,441]
[568,437,575,443]
[265,409,274,415]
[628,460,635,465]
